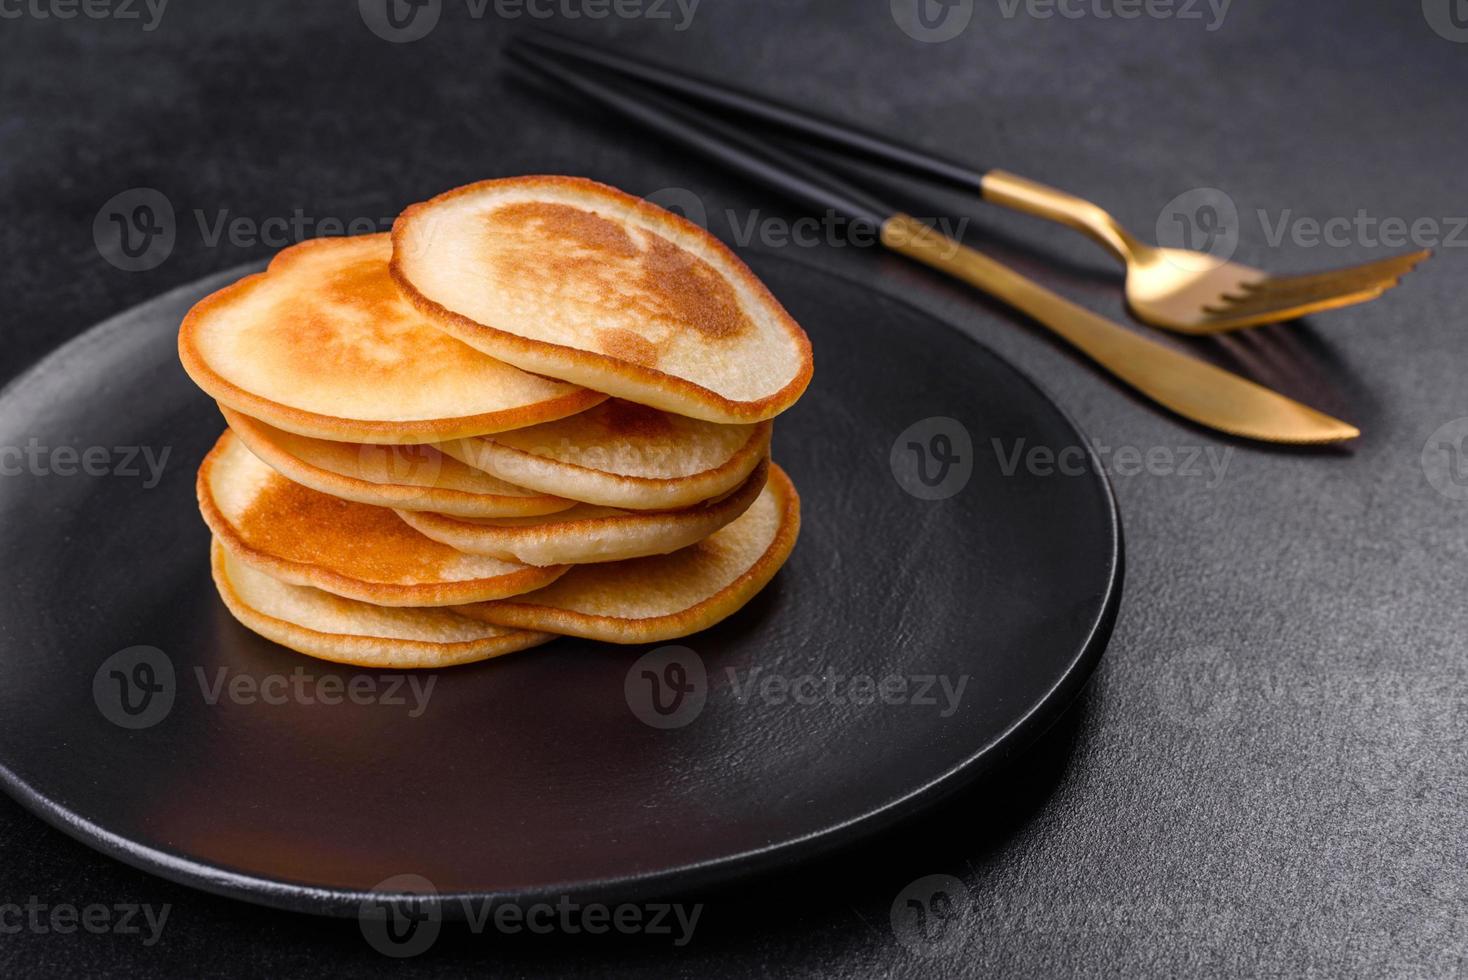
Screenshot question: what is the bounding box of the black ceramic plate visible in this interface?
[0,251,1120,917]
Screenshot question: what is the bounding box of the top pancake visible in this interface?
[391,176,813,424]
[179,233,603,444]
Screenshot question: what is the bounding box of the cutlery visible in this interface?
[507,42,1361,444]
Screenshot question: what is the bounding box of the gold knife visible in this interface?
[883,215,1359,444]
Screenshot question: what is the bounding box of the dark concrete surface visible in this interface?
[0,1,1463,976]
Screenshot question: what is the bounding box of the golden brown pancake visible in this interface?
[179,233,604,444]
[199,430,567,607]
[439,399,771,510]
[396,459,769,566]
[455,464,800,643]
[223,407,573,518]
[391,176,813,424]
[211,539,555,668]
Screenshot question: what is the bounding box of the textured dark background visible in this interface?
[1,1,1465,977]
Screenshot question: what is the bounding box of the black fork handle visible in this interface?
[508,44,897,230]
[516,31,990,197]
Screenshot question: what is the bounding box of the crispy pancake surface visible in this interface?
[455,464,800,643]
[179,233,603,443]
[199,430,567,607]
[211,540,554,668]
[224,407,572,518]
[392,176,813,424]
[441,399,770,510]
[396,459,769,566]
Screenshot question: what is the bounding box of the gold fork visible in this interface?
[981,171,1430,335]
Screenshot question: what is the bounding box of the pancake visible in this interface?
[179,233,604,444]
[211,539,555,668]
[455,464,800,643]
[223,407,573,518]
[439,399,771,510]
[396,459,769,566]
[391,176,813,424]
[199,430,567,607]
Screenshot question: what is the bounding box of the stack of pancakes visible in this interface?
[178,177,812,669]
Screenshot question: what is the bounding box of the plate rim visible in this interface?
[0,248,1123,918]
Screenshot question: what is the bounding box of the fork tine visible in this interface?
[1210,273,1406,316]
[1227,250,1430,301]
[1199,285,1390,330]
[1215,263,1423,311]
[1205,250,1428,319]
[1207,278,1398,318]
